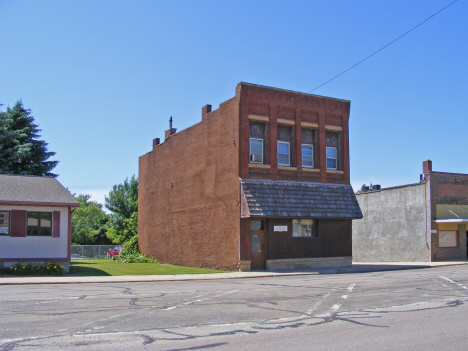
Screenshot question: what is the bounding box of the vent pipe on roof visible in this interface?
[165,116,177,141]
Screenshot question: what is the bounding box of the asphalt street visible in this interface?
[1,265,468,350]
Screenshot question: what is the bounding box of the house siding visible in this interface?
[0,205,70,260]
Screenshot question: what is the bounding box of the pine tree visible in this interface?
[0,101,58,177]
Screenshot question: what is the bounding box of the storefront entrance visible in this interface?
[250,220,266,270]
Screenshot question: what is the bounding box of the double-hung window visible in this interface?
[326,131,340,170]
[250,138,263,163]
[27,212,52,236]
[277,125,293,167]
[302,144,313,168]
[277,141,290,166]
[326,147,337,170]
[249,121,267,164]
[301,128,316,169]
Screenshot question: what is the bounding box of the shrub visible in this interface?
[1,262,65,276]
[117,236,158,263]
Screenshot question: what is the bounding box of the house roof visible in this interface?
[241,179,362,219]
[0,174,79,207]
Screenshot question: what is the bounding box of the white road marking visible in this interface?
[316,283,355,317]
[440,276,468,291]
[161,290,239,311]
[304,292,332,315]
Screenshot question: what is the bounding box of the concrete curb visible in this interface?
[1,261,466,285]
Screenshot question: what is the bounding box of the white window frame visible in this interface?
[277,141,290,166]
[326,147,337,170]
[302,144,314,168]
[439,230,457,248]
[250,138,263,164]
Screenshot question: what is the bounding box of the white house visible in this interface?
[0,174,79,272]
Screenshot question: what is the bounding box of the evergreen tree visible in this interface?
[0,101,58,177]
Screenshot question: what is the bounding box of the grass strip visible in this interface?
[70,259,227,276]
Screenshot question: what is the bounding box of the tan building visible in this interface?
[353,160,468,262]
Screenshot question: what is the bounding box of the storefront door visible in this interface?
[250,220,266,270]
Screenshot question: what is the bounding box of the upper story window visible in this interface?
[0,211,10,236]
[27,212,52,236]
[326,131,340,170]
[250,121,267,164]
[302,144,313,168]
[277,141,290,166]
[277,125,293,167]
[250,138,263,163]
[301,128,316,168]
[326,147,337,170]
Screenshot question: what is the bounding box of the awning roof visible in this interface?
[435,219,468,223]
[240,179,363,219]
[436,204,468,223]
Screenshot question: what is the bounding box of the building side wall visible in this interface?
[352,183,431,262]
[238,83,351,184]
[0,205,70,260]
[428,172,468,261]
[138,97,240,270]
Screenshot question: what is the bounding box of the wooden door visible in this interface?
[250,220,266,270]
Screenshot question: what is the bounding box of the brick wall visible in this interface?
[426,169,468,261]
[138,97,240,270]
[238,83,351,185]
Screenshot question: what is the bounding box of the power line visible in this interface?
[238,0,458,129]
[306,0,458,95]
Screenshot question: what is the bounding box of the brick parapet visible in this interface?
[238,83,350,184]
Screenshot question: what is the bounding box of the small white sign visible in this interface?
[431,230,438,233]
[274,226,288,232]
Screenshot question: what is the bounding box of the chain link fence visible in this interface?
[71,245,117,259]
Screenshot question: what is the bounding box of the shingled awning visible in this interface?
[240,179,362,219]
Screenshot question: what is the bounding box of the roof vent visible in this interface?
[165,117,177,141]
[357,183,381,193]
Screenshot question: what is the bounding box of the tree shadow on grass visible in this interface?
[69,262,111,276]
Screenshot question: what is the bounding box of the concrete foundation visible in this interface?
[266,256,352,270]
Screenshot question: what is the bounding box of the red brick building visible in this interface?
[138,83,362,271]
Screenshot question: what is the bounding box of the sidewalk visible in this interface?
[0,261,466,285]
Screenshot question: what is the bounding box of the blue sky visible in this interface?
[1,0,466,205]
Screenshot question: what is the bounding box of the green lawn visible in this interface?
[69,259,228,276]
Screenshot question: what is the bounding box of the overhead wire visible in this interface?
[238,0,459,130]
